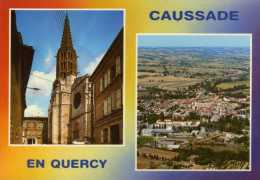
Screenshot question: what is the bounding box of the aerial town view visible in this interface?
[137,35,251,170]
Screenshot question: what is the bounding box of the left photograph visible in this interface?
[10,9,124,145]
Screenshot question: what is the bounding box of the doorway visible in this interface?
[110,124,120,144]
[27,138,36,144]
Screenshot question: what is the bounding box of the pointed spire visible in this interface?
[56,12,77,80]
[60,13,73,48]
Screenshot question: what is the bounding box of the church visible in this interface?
[47,14,123,145]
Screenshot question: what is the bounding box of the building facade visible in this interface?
[69,75,92,144]
[10,11,34,144]
[90,29,123,144]
[22,117,48,144]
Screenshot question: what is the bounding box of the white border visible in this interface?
[135,33,252,172]
[8,8,126,147]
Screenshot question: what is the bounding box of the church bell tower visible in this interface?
[56,14,77,79]
[48,13,78,144]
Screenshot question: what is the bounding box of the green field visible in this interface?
[216,81,249,90]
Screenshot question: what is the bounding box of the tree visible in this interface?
[147,113,158,124]
[137,136,154,147]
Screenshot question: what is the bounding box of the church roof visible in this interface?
[76,74,89,81]
[72,74,90,90]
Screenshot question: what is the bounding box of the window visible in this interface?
[104,70,111,88]
[100,78,103,92]
[107,96,111,114]
[107,69,111,85]
[116,88,122,109]
[115,56,121,76]
[103,96,112,116]
[73,92,81,109]
[104,73,108,88]
[111,66,115,81]
[112,92,116,110]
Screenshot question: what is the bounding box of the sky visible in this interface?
[138,35,251,47]
[15,10,123,117]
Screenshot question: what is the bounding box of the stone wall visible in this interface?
[70,75,92,143]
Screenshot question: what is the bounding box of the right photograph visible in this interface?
[136,34,251,170]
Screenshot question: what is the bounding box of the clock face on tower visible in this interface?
[73,92,81,109]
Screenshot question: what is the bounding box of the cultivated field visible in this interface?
[216,81,249,90]
[138,75,202,90]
